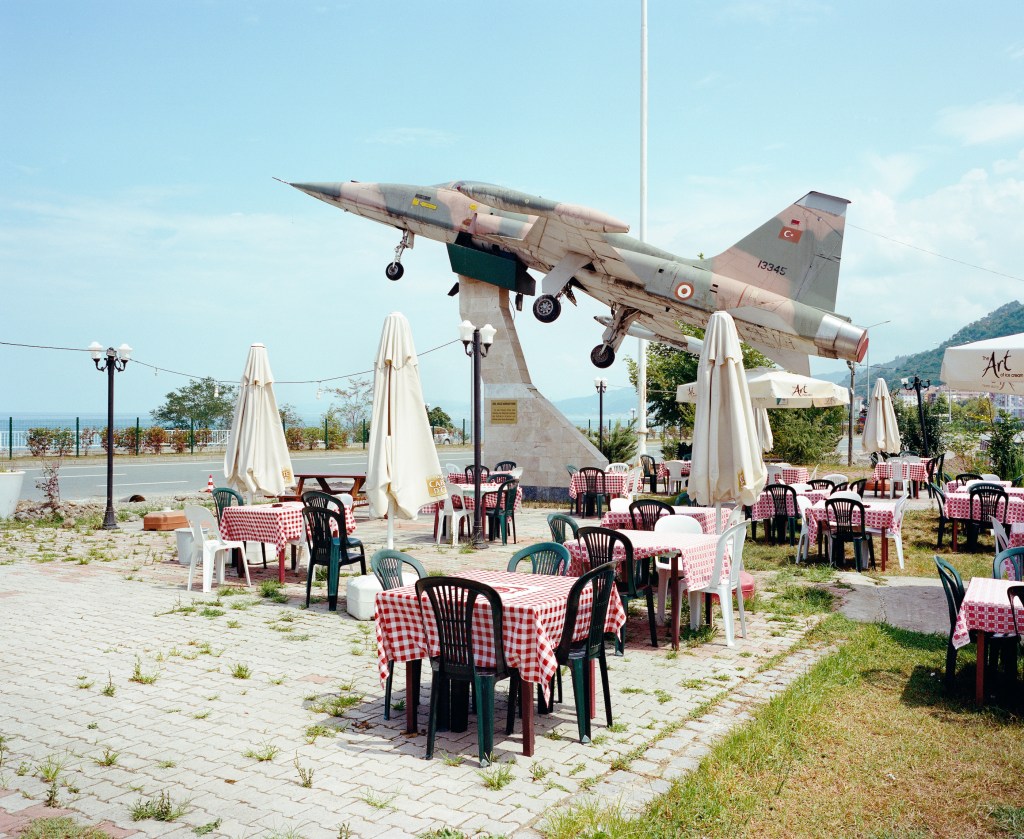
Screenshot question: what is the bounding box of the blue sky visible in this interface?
[2,1,1023,422]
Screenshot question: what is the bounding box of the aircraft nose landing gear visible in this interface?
[590,344,615,368]
[385,230,415,281]
[590,304,639,369]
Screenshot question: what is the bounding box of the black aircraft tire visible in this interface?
[591,344,615,368]
[385,262,405,281]
[533,295,561,323]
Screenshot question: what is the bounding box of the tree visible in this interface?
[427,406,453,429]
[327,377,374,434]
[891,393,945,457]
[278,402,303,428]
[151,378,237,429]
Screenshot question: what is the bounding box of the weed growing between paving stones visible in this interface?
[260,579,289,603]
[478,760,514,790]
[44,780,61,808]
[530,762,550,781]
[76,675,93,689]
[242,740,280,762]
[361,789,397,809]
[129,656,158,684]
[128,790,189,822]
[94,748,119,767]
[231,662,252,679]
[100,674,115,696]
[37,752,71,783]
[304,724,336,744]
[193,818,222,835]
[440,752,465,766]
[17,817,113,839]
[156,759,176,768]
[293,753,314,788]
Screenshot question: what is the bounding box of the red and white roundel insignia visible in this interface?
[674,282,694,301]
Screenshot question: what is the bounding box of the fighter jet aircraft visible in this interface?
[280,178,867,373]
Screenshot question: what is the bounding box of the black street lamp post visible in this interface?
[594,377,608,454]
[89,342,132,530]
[459,321,496,546]
[901,375,931,456]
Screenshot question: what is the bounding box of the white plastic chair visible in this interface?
[609,497,630,513]
[509,467,524,480]
[866,493,909,569]
[664,460,688,494]
[444,463,460,479]
[623,468,644,503]
[767,467,786,484]
[993,517,1009,554]
[688,521,749,646]
[436,481,472,545]
[653,515,703,623]
[822,473,848,485]
[607,462,629,474]
[794,495,813,563]
[981,473,1001,483]
[185,505,247,593]
[725,506,746,531]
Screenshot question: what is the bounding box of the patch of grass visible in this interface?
[620,687,646,695]
[129,657,158,684]
[230,663,252,679]
[361,789,396,810]
[193,818,222,835]
[242,740,279,762]
[17,817,113,838]
[37,752,71,783]
[86,723,99,730]
[391,698,406,712]
[94,748,119,767]
[678,678,707,690]
[478,761,513,790]
[304,724,337,744]
[608,722,628,733]
[991,805,1024,836]
[192,710,211,720]
[309,691,363,718]
[226,619,241,628]
[294,753,314,788]
[128,790,189,822]
[76,676,94,690]
[156,759,177,768]
[259,579,289,603]
[530,762,550,781]
[198,606,224,618]
[653,689,672,704]
[101,674,116,696]
[441,752,465,766]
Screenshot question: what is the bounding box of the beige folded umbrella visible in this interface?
[223,343,294,501]
[688,312,767,525]
[754,407,774,453]
[365,313,447,548]
[862,377,901,455]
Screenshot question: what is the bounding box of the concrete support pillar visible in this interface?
[457,276,605,501]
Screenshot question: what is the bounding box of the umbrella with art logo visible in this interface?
[688,312,767,528]
[940,333,1024,393]
[365,312,448,548]
[223,343,294,501]
[862,377,902,455]
[677,367,849,409]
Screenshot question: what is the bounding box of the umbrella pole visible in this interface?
[716,502,723,534]
[387,498,395,550]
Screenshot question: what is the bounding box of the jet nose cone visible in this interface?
[282,181,343,200]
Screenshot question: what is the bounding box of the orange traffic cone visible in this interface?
[205,475,214,493]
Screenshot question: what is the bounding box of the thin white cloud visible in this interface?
[364,128,456,147]
[937,100,1024,145]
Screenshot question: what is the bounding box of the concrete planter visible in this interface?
[0,470,26,518]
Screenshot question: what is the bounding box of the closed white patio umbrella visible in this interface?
[754,407,774,454]
[365,312,448,548]
[223,343,294,501]
[862,377,902,455]
[940,333,1024,393]
[689,312,767,525]
[677,367,849,409]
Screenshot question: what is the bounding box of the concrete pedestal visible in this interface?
[458,276,606,501]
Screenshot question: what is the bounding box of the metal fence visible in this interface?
[1,417,231,459]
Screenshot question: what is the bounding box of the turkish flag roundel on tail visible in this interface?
[778,226,803,243]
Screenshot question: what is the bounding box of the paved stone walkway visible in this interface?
[0,503,834,838]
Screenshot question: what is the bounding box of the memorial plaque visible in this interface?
[490,399,518,425]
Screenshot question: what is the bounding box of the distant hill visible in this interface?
[819,301,1024,394]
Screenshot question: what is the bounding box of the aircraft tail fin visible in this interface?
[707,192,849,313]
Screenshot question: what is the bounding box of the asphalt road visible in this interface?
[17,447,474,502]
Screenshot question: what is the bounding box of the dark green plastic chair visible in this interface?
[301,506,365,611]
[929,483,951,548]
[628,498,674,531]
[765,484,799,546]
[576,467,608,518]
[371,549,426,720]
[671,492,689,507]
[506,542,570,575]
[212,486,265,569]
[302,490,365,569]
[510,562,616,744]
[485,479,519,545]
[494,460,517,472]
[993,547,1024,581]
[416,577,519,766]
[578,526,657,655]
[640,454,659,493]
[547,513,579,545]
[824,497,874,570]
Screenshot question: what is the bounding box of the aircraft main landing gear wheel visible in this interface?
[591,344,615,368]
[533,294,561,323]
[385,262,404,281]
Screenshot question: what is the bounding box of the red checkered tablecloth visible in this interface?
[599,506,728,534]
[952,577,1023,649]
[764,466,810,484]
[569,472,629,499]
[564,531,725,591]
[944,491,1024,525]
[749,488,829,522]
[873,460,932,485]
[419,482,523,515]
[944,480,1016,494]
[657,462,691,479]
[219,502,356,581]
[803,499,903,545]
[373,569,626,689]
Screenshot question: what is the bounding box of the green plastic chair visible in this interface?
[993,547,1024,581]
[577,526,657,655]
[416,577,519,766]
[506,542,570,575]
[302,490,364,569]
[547,513,579,545]
[671,492,689,507]
[370,549,426,720]
[935,556,967,689]
[301,506,365,611]
[628,498,674,531]
[485,479,519,545]
[640,454,659,493]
